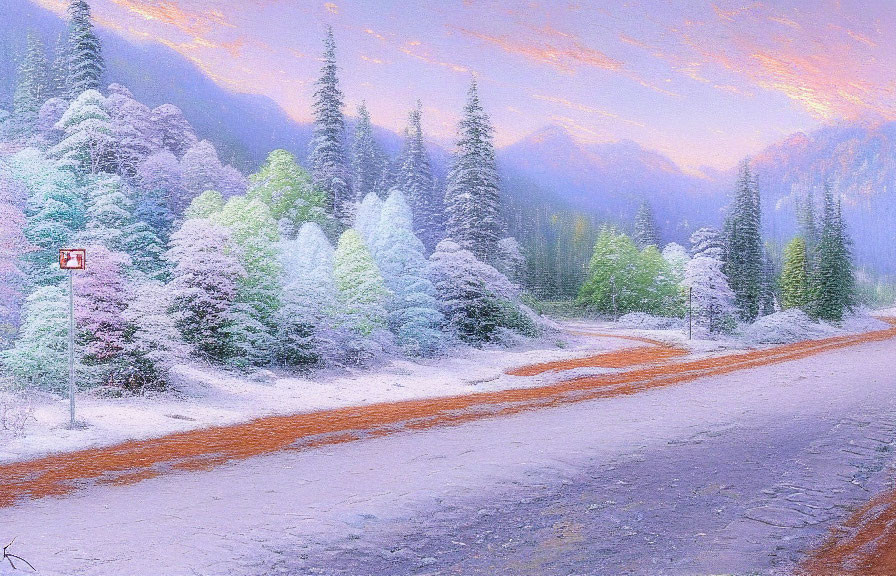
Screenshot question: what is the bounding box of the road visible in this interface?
[2,327,896,575]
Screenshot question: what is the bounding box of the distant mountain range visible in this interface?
[3,0,894,275]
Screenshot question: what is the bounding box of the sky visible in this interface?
[29,0,896,173]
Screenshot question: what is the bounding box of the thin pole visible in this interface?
[688,286,692,340]
[68,269,75,428]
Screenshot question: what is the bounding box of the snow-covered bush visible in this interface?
[684,256,736,334]
[0,384,35,437]
[744,309,839,345]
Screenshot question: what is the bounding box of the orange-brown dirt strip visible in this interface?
[1,322,895,510]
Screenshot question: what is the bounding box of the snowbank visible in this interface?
[617,312,684,330]
[744,310,840,345]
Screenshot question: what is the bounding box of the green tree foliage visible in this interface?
[811,185,855,321]
[724,160,763,321]
[577,228,679,316]
[780,237,809,310]
[248,149,330,236]
[334,229,389,340]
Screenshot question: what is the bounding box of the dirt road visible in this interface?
[2,321,894,510]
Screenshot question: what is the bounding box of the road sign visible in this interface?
[59,248,85,429]
[59,248,86,270]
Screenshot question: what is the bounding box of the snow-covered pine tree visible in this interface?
[73,244,131,386]
[36,97,69,147]
[1,286,70,390]
[167,218,245,362]
[370,190,443,356]
[65,0,104,97]
[79,173,130,251]
[445,79,503,264]
[354,191,383,245]
[333,229,389,362]
[684,256,736,334]
[215,197,281,366]
[121,279,188,388]
[723,160,763,321]
[0,171,35,348]
[51,89,113,174]
[497,237,525,285]
[780,237,809,310]
[398,101,443,253]
[759,245,778,316]
[137,150,187,218]
[248,149,331,237]
[133,185,174,242]
[812,185,855,321]
[50,31,70,98]
[308,27,351,223]
[689,226,725,260]
[12,32,51,139]
[106,84,160,177]
[634,200,660,249]
[276,222,341,365]
[152,104,197,157]
[351,101,386,205]
[799,186,818,262]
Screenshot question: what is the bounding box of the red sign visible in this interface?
[59,249,86,270]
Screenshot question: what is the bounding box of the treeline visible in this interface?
[577,162,858,332]
[0,5,536,392]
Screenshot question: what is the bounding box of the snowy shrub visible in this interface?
[744,309,839,345]
[0,385,35,437]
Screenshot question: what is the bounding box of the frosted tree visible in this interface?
[152,104,197,157]
[167,218,245,362]
[106,84,160,177]
[133,185,174,241]
[51,89,113,174]
[308,27,351,222]
[370,190,443,356]
[65,0,104,97]
[684,256,736,334]
[780,237,809,310]
[137,150,188,217]
[354,191,383,245]
[0,171,35,347]
[497,237,525,285]
[73,244,131,386]
[50,31,70,98]
[634,200,660,248]
[218,165,248,198]
[689,226,725,260]
[12,32,51,139]
[181,140,224,197]
[121,279,189,388]
[759,246,778,316]
[724,160,763,321]
[352,101,386,204]
[248,149,330,236]
[429,239,530,342]
[184,189,224,220]
[445,79,502,263]
[1,286,69,391]
[36,97,69,147]
[661,242,690,284]
[215,197,281,366]
[334,229,389,362]
[398,101,443,252]
[812,185,855,321]
[10,148,84,286]
[79,173,130,251]
[276,222,340,365]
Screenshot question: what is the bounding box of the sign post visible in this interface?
[59,249,85,429]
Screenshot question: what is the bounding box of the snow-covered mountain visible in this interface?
[498,125,723,244]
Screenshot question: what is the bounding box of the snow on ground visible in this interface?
[1,310,891,464]
[3,332,896,576]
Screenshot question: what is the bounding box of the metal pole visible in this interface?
[68,269,75,429]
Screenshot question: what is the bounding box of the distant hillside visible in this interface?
[498,125,724,245]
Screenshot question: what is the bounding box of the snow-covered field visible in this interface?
[1,311,891,465]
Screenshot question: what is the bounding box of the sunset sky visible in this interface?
[28,0,896,173]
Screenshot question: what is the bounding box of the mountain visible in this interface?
[498,125,723,244]
[748,121,896,275]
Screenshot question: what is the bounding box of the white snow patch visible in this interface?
[617,312,684,331]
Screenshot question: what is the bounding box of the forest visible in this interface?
[0,0,875,400]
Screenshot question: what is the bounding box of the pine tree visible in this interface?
[248,149,330,236]
[0,171,35,347]
[275,222,341,365]
[634,200,659,248]
[333,229,389,362]
[121,279,188,388]
[445,79,502,264]
[812,185,855,321]
[759,245,778,316]
[354,191,383,245]
[50,31,70,98]
[351,101,386,205]
[370,190,443,356]
[689,227,725,260]
[152,104,197,157]
[167,218,245,362]
[724,160,763,321]
[65,0,104,97]
[12,32,51,139]
[106,85,160,177]
[79,173,131,252]
[684,256,736,334]
[51,89,113,174]
[780,237,809,310]
[398,101,443,253]
[2,286,70,391]
[308,27,351,223]
[799,186,818,261]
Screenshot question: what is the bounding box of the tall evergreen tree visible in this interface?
[50,31,70,98]
[334,229,389,362]
[399,101,443,253]
[65,0,104,97]
[812,185,855,321]
[445,79,502,264]
[308,26,351,223]
[633,200,659,248]
[689,226,725,260]
[12,32,51,139]
[351,101,385,204]
[780,237,809,310]
[723,160,763,321]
